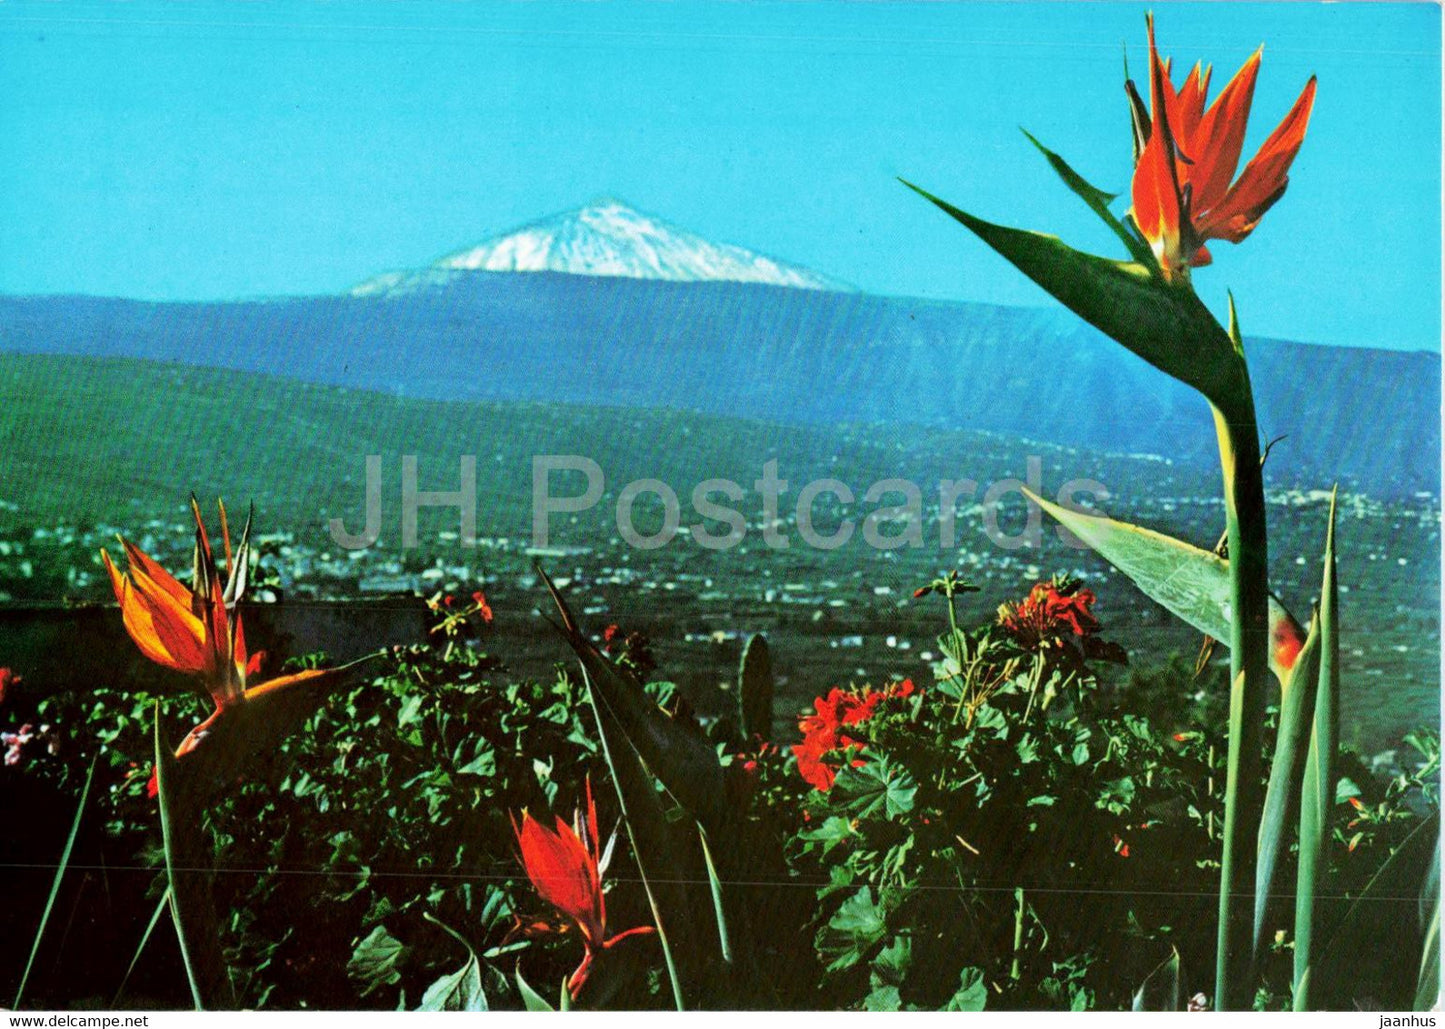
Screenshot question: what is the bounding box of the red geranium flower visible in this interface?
[792,680,918,791]
[998,580,1100,650]
[471,590,494,623]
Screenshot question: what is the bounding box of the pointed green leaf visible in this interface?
[1028,489,1303,685]
[1295,489,1342,1009]
[1304,810,1440,1010]
[581,664,689,1011]
[698,828,733,966]
[902,180,1241,405]
[14,756,95,1009]
[1254,614,1322,958]
[514,967,555,1012]
[539,565,729,832]
[113,886,172,1008]
[1021,129,1154,266]
[1132,947,1184,1011]
[1417,848,1441,1011]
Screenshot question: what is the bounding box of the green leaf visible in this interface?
[415,953,485,1011]
[14,756,95,1009]
[1294,490,1341,1009]
[348,925,409,999]
[113,887,171,1008]
[1254,614,1322,958]
[540,565,729,834]
[973,705,1008,740]
[1021,129,1154,266]
[830,756,918,821]
[941,967,989,1011]
[514,966,555,1012]
[1417,848,1441,1011]
[455,745,496,778]
[1131,947,1184,1011]
[817,887,889,974]
[580,663,689,1010]
[902,179,1241,406]
[1027,489,1302,686]
[1304,810,1440,1011]
[800,815,856,853]
[871,933,912,986]
[863,985,903,1011]
[155,704,235,1010]
[698,827,733,967]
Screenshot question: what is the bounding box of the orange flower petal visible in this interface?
[1175,61,1212,142]
[1187,48,1262,218]
[107,549,211,674]
[1130,14,1186,273]
[514,811,605,943]
[1197,75,1317,243]
[120,537,193,610]
[109,569,187,670]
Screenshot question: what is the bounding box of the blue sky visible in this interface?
[0,1,1438,351]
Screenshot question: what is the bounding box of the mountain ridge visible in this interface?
[0,272,1435,498]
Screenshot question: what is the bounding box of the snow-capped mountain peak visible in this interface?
[352,199,849,295]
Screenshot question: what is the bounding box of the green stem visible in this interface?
[1209,368,1272,1012]
[1011,887,1026,981]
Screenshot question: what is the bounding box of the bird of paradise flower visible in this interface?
[511,779,655,1001]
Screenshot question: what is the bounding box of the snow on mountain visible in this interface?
[351,199,850,295]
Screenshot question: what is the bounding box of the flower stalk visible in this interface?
[1207,338,1273,1010]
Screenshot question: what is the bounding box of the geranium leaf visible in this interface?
[348,925,409,999]
[942,967,989,1011]
[830,756,918,821]
[817,887,889,974]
